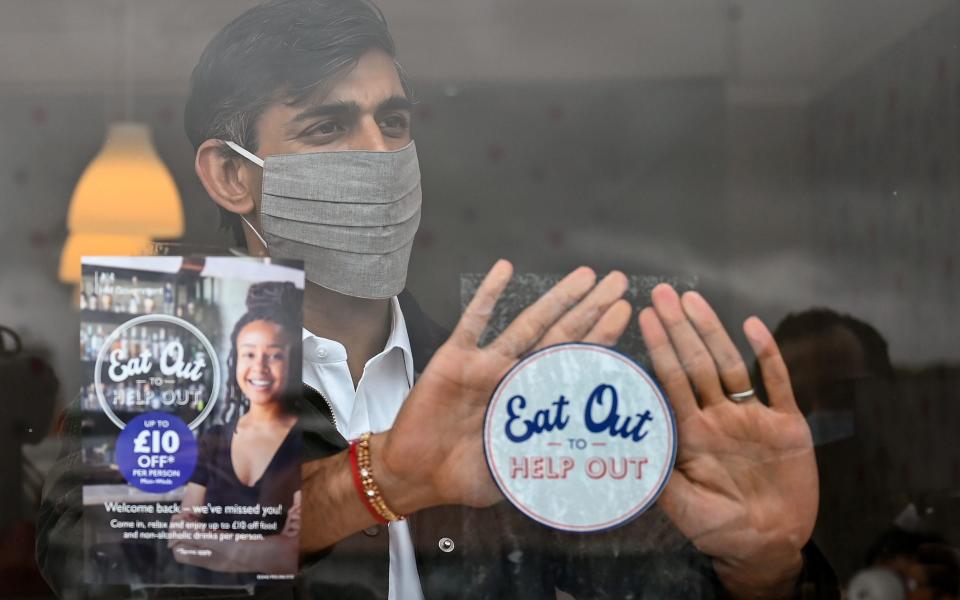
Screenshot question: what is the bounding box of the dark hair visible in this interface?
[224,281,303,420]
[772,307,894,380]
[184,0,408,243]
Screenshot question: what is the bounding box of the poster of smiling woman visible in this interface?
[79,256,304,589]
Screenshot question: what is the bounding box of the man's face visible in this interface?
[246,48,412,214]
[780,327,868,414]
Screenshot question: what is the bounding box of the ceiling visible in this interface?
[0,0,952,103]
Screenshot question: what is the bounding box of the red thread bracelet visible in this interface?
[349,441,388,524]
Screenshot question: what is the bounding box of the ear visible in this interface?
[195,139,259,216]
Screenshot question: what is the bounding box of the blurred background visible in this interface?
[0,0,957,597]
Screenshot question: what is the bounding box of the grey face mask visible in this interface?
[225,140,422,300]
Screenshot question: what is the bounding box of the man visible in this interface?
[770,309,897,582]
[38,0,835,598]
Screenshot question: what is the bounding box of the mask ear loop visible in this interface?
[223,140,270,254]
[240,215,270,256]
[224,140,264,168]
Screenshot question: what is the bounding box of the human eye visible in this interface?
[302,120,345,143]
[378,113,410,138]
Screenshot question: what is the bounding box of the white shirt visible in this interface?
[301,297,426,600]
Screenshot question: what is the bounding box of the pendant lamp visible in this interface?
[58,123,183,283]
[58,2,184,286]
[58,232,153,283]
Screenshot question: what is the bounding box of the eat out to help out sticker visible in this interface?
[483,343,676,532]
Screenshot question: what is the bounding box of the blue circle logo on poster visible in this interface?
[483,343,677,532]
[116,412,198,493]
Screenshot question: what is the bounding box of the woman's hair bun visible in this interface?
[245,281,301,316]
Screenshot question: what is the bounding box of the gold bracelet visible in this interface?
[355,432,404,522]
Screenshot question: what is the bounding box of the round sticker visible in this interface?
[116,412,198,493]
[484,343,676,532]
[93,314,221,431]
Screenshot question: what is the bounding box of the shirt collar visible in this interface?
[302,296,414,387]
[386,296,415,387]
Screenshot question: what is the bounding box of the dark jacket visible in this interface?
[37,291,839,599]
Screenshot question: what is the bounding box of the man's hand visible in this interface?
[639,284,818,599]
[300,260,630,552]
[376,260,632,512]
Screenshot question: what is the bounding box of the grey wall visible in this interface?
[3,1,960,404]
[0,0,956,444]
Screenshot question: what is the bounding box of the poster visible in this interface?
[80,256,304,589]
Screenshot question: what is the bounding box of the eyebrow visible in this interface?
[290,95,413,124]
[238,343,287,349]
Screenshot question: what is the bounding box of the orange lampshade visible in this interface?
[58,233,153,284]
[66,122,184,237]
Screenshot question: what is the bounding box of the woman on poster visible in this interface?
[169,281,302,579]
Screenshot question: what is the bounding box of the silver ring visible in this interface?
[727,388,756,402]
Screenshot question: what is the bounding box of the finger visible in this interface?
[651,284,725,407]
[743,316,798,414]
[639,307,698,422]
[535,271,629,349]
[450,259,514,347]
[489,266,596,358]
[582,299,632,346]
[680,291,756,403]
